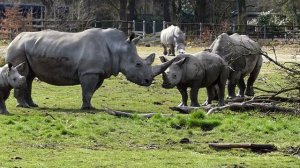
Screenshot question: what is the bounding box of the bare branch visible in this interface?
[261,51,300,74]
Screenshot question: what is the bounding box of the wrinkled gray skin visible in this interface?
[5,28,174,110]
[209,33,263,98]
[0,63,26,114]
[160,25,186,56]
[160,51,229,107]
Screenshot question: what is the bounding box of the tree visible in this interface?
[237,0,247,33]
[163,0,171,22]
[194,0,207,23]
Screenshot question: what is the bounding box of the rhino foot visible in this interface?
[81,106,96,110]
[0,110,10,115]
[177,102,187,107]
[245,90,254,97]
[190,103,200,107]
[16,103,30,108]
[28,102,38,107]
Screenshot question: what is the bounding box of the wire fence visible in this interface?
[1,19,300,44]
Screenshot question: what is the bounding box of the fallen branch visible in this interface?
[261,51,300,74]
[208,143,277,152]
[169,106,209,114]
[103,107,172,118]
[207,102,298,115]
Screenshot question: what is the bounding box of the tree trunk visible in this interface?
[127,0,136,21]
[119,0,127,32]
[195,0,207,22]
[237,0,246,33]
[163,0,171,22]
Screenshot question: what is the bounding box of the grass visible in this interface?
[0,46,299,167]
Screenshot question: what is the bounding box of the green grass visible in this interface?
[0,47,299,167]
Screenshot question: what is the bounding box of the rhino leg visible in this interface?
[190,85,200,107]
[14,89,30,108]
[217,68,228,106]
[204,85,215,106]
[227,72,241,99]
[245,57,262,96]
[162,44,168,56]
[169,44,175,56]
[237,77,246,97]
[0,100,9,114]
[217,82,226,106]
[177,85,188,107]
[80,74,103,110]
[24,75,38,107]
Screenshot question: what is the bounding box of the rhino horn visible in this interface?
[152,57,176,77]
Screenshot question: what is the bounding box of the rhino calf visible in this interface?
[0,63,26,114]
[160,25,186,56]
[160,51,229,107]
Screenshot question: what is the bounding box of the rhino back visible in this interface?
[6,28,122,85]
[160,25,176,45]
[210,33,261,73]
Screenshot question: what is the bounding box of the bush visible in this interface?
[169,111,221,131]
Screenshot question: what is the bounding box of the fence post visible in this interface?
[263,25,266,39]
[153,21,156,34]
[142,20,146,38]
[132,20,135,31]
[163,21,166,29]
[199,22,202,42]
[232,24,236,33]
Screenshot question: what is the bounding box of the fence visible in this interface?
[1,19,300,44]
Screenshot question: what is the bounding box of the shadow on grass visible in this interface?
[36,107,155,115]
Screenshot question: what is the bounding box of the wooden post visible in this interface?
[264,25,266,39]
[132,20,135,31]
[199,22,202,42]
[163,20,166,29]
[142,20,146,38]
[152,21,156,34]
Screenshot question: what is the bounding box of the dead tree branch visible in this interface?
[261,51,300,74]
[103,107,172,118]
[207,102,298,115]
[209,143,277,152]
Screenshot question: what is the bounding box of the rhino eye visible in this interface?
[136,62,142,67]
[172,74,177,79]
[13,78,17,81]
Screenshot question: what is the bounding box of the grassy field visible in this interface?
[0,46,299,167]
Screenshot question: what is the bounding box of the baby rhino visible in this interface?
[0,63,26,114]
[160,51,228,107]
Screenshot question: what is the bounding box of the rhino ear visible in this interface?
[132,36,141,44]
[175,57,188,67]
[159,56,169,63]
[145,53,155,65]
[8,62,12,70]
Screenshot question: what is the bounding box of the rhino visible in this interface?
[160,25,186,56]
[209,33,263,98]
[0,63,26,114]
[160,51,229,107]
[5,28,174,110]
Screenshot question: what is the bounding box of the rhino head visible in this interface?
[119,33,175,86]
[7,62,26,88]
[159,56,189,88]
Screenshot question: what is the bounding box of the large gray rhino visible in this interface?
[5,28,174,110]
[160,25,186,56]
[160,52,229,107]
[209,33,263,98]
[0,63,26,114]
